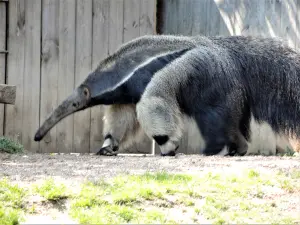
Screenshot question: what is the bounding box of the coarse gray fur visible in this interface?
[137,35,300,156]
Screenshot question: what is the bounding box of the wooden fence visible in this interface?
[2,0,300,154]
[157,0,300,154]
[1,0,156,153]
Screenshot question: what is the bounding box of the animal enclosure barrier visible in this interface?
[2,0,156,154]
[3,0,300,155]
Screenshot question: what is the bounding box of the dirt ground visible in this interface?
[1,152,299,183]
[0,152,299,224]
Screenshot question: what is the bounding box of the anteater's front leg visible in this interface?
[95,104,143,156]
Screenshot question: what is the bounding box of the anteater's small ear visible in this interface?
[82,86,90,99]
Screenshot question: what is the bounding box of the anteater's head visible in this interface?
[34,84,91,141]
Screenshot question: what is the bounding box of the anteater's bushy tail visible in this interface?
[211,36,300,138]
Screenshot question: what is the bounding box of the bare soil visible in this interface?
[0,152,299,224]
[1,152,299,183]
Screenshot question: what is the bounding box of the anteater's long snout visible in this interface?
[34,86,90,141]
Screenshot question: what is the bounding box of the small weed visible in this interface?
[33,178,69,201]
[0,206,22,225]
[248,169,260,178]
[290,169,300,179]
[0,178,27,225]
[0,137,24,154]
[112,191,139,205]
[279,179,295,193]
[194,208,201,214]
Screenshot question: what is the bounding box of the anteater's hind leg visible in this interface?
[96,104,144,156]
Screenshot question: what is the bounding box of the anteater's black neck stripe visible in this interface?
[94,48,191,104]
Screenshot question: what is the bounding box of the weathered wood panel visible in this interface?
[139,0,157,154]
[22,0,41,152]
[40,0,59,153]
[4,0,156,153]
[89,0,110,153]
[139,0,156,35]
[73,0,92,153]
[5,0,26,144]
[0,1,6,135]
[56,0,76,153]
[124,0,140,41]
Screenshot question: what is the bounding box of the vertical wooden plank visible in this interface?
[123,0,144,154]
[108,0,123,54]
[139,0,156,35]
[21,0,41,152]
[140,0,157,154]
[215,0,236,36]
[0,2,6,136]
[109,0,129,153]
[123,0,140,41]
[5,0,25,144]
[40,0,59,153]
[176,0,193,35]
[90,0,109,152]
[56,0,76,153]
[206,0,221,36]
[280,0,297,48]
[296,0,300,50]
[162,0,178,34]
[264,0,282,38]
[235,0,265,36]
[73,0,92,153]
[191,0,208,36]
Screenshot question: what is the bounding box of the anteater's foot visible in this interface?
[160,146,179,157]
[95,146,118,156]
[160,150,176,156]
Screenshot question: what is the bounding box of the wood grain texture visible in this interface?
[123,0,140,41]
[108,0,123,54]
[0,85,16,104]
[0,2,6,135]
[89,0,109,153]
[124,0,154,154]
[139,0,156,35]
[21,0,41,152]
[73,0,92,153]
[5,0,25,144]
[40,0,59,153]
[280,0,297,48]
[139,0,157,154]
[56,0,76,153]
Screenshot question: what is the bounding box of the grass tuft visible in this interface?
[0,178,27,225]
[33,178,69,201]
[0,137,24,154]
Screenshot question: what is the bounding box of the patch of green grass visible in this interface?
[248,169,260,178]
[33,178,69,201]
[68,170,300,224]
[0,178,27,225]
[176,197,195,207]
[0,137,23,154]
